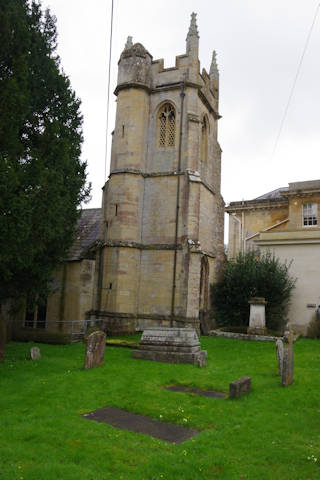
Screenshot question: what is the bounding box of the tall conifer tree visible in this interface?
[0,0,90,358]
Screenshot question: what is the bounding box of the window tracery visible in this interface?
[158,103,175,147]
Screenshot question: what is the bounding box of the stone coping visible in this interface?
[209,329,281,342]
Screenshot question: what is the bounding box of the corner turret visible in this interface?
[117,37,152,88]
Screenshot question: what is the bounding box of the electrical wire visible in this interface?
[104,0,114,182]
[271,2,320,159]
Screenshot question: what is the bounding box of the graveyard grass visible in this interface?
[1,337,320,480]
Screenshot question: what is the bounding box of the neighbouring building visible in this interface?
[9,13,225,342]
[226,179,320,334]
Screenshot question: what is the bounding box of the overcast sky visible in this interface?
[45,0,320,214]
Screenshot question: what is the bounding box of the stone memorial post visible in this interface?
[84,330,106,370]
[276,338,284,376]
[282,328,294,386]
[247,297,267,335]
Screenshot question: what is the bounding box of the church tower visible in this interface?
[92,13,224,335]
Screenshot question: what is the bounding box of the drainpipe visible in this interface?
[170,80,185,327]
[242,210,245,253]
[232,213,242,255]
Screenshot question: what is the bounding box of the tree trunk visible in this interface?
[0,312,6,361]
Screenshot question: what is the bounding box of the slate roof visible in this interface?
[254,187,288,201]
[67,208,102,261]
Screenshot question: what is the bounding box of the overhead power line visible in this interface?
[271,2,320,159]
[104,0,114,182]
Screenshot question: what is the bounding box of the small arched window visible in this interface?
[201,116,208,163]
[158,103,175,147]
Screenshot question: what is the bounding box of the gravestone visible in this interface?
[282,329,294,386]
[84,330,106,370]
[197,350,208,368]
[229,376,251,398]
[247,297,267,335]
[276,338,284,376]
[30,346,41,360]
[132,327,207,365]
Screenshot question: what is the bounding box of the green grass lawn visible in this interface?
[1,336,320,480]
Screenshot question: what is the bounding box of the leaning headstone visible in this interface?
[84,330,106,370]
[276,338,284,376]
[30,346,41,360]
[282,328,294,386]
[229,376,251,398]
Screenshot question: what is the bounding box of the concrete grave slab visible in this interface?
[82,406,200,444]
[165,385,226,399]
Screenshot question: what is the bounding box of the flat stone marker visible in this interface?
[82,406,200,444]
[84,330,106,370]
[30,346,41,360]
[282,329,294,386]
[229,376,251,398]
[165,385,226,399]
[276,339,284,376]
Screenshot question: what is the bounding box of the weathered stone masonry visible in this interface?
[90,13,225,336]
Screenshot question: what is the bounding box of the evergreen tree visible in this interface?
[0,0,90,358]
[211,251,296,332]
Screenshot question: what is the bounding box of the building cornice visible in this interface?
[225,198,288,212]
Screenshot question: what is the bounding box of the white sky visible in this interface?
[45,0,320,217]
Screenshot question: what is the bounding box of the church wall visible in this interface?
[104,173,144,243]
[12,259,95,343]
[147,93,179,173]
[199,185,216,253]
[110,89,149,172]
[137,249,174,318]
[142,176,180,244]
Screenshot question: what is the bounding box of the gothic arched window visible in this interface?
[158,103,175,147]
[201,116,208,163]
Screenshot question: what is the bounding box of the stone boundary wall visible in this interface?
[209,329,281,342]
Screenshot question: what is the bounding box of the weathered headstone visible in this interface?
[276,338,284,376]
[30,346,41,360]
[132,327,207,365]
[84,330,106,370]
[282,328,294,386]
[197,350,208,368]
[229,376,251,398]
[247,297,267,335]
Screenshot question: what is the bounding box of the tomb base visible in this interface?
[131,327,207,365]
[247,326,267,335]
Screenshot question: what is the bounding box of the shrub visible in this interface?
[211,251,296,332]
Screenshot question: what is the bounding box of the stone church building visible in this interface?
[11,13,225,343]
